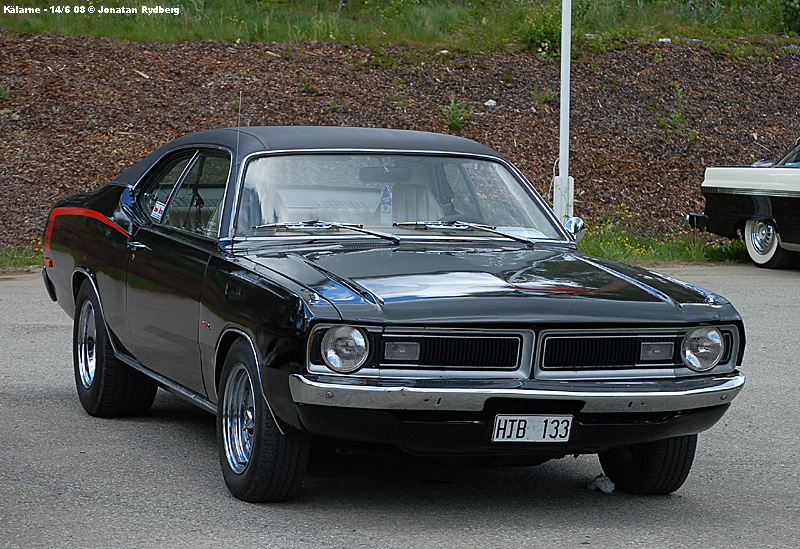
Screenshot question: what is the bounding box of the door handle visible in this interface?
[127,241,151,252]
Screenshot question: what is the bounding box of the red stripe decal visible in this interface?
[45,207,130,251]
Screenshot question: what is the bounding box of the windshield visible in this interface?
[779,143,800,167]
[234,154,564,241]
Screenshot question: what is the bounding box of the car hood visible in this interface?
[241,243,737,325]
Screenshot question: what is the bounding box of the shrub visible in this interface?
[519,0,562,58]
[780,0,800,32]
[442,97,473,130]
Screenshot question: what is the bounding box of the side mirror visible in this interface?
[564,217,586,243]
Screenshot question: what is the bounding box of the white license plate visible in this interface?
[492,414,573,443]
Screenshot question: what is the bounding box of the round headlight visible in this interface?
[320,326,369,373]
[681,327,724,372]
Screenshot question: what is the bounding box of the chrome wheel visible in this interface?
[76,300,97,389]
[222,363,256,475]
[749,220,774,255]
[744,218,792,268]
[72,280,157,417]
[217,339,310,502]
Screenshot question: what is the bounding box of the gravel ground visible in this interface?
[1,31,799,247]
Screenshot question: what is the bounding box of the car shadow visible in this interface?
[144,389,216,423]
[303,449,599,502]
[139,390,606,506]
[67,387,707,526]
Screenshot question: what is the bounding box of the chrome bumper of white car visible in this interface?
[289,372,745,414]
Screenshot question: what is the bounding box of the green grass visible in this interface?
[578,207,747,264]
[1,1,796,53]
[0,0,480,47]
[530,84,556,108]
[0,243,42,272]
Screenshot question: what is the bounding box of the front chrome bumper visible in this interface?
[289,372,745,414]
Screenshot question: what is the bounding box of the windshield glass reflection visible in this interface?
[234,154,563,241]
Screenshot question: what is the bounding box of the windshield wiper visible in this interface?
[394,220,534,248]
[253,220,400,245]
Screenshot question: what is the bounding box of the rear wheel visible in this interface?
[599,434,697,495]
[217,339,309,502]
[73,280,157,417]
[744,219,792,269]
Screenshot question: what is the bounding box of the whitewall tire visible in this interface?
[744,219,792,269]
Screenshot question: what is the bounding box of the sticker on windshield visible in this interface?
[380,184,392,225]
[151,201,166,221]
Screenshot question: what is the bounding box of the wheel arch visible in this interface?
[71,268,96,306]
[733,215,778,240]
[215,328,248,393]
[748,213,780,226]
[70,267,132,358]
[215,327,285,435]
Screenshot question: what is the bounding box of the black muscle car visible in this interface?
[43,127,745,502]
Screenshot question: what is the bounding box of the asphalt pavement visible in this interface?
[1,264,798,548]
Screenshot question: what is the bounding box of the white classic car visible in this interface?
[693,138,800,268]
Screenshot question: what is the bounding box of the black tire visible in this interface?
[598,434,697,495]
[73,280,157,417]
[217,338,309,503]
[744,219,793,269]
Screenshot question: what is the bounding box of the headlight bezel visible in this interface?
[319,325,371,374]
[681,326,725,372]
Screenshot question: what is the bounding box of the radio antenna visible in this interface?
[235,90,242,161]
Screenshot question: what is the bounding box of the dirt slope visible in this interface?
[1,32,799,248]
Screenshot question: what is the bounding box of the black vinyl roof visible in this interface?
[114,126,505,186]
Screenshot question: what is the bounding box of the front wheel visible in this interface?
[217,339,309,502]
[598,434,697,495]
[744,219,792,269]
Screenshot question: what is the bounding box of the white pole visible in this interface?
[554,0,573,224]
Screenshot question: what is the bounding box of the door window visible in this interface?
[140,154,194,221]
[161,153,230,237]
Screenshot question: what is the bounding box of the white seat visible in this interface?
[391,184,443,223]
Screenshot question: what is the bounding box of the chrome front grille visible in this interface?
[307,325,738,381]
